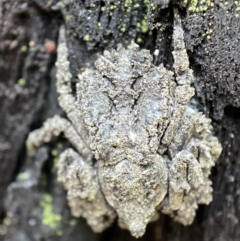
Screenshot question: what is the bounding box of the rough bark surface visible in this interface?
[0,0,60,216]
[0,0,240,241]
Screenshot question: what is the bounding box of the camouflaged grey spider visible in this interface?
[26,11,222,238]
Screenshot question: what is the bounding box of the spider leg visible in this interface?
[158,10,195,153]
[165,134,221,225]
[55,26,90,146]
[161,106,222,225]
[160,149,203,225]
[57,148,116,232]
[167,150,203,210]
[172,9,194,85]
[26,115,92,161]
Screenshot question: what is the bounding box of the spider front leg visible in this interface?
[159,10,195,153]
[55,26,90,146]
[57,148,116,232]
[26,115,92,161]
[172,9,194,86]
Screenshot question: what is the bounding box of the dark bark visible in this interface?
[0,0,60,216]
[0,0,240,241]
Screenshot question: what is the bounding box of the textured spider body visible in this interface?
[27,11,222,238]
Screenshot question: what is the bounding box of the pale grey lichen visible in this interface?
[26,10,222,238]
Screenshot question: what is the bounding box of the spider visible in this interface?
[26,10,222,238]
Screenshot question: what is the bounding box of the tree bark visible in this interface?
[0,0,240,241]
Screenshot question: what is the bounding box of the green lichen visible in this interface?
[124,0,132,12]
[136,37,143,43]
[20,45,28,53]
[150,3,156,10]
[17,78,26,86]
[110,4,116,10]
[41,194,62,228]
[3,218,11,226]
[51,149,58,157]
[235,0,240,13]
[120,24,127,33]
[56,0,71,9]
[56,1,64,8]
[203,27,214,40]
[140,17,148,33]
[69,219,77,226]
[124,0,132,8]
[17,171,30,181]
[184,0,215,13]
[65,15,71,22]
[83,34,90,41]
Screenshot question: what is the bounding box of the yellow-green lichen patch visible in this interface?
[83,34,90,41]
[150,2,156,10]
[65,15,71,22]
[140,17,148,33]
[234,0,240,16]
[55,0,71,9]
[17,78,26,86]
[17,171,30,181]
[134,3,140,8]
[20,45,28,53]
[110,3,116,10]
[51,149,58,157]
[124,0,132,12]
[124,0,132,8]
[204,28,213,40]
[3,217,11,226]
[41,194,62,229]
[120,24,127,33]
[184,0,215,13]
[69,219,77,226]
[136,37,143,43]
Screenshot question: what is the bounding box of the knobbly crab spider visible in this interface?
[26,10,222,238]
